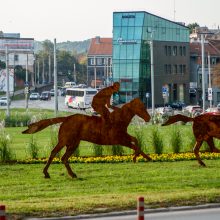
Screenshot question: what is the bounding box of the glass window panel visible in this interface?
[133,44,140,59]
[120,46,127,59]
[127,27,134,40]
[121,27,128,39]
[127,45,133,59]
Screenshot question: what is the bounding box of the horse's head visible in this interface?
[130,98,150,122]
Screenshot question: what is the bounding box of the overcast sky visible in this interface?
[1,0,219,42]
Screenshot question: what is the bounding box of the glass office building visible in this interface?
[113,11,190,105]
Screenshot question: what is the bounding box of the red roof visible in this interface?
[190,41,220,56]
[88,37,112,56]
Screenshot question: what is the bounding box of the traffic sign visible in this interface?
[208,88,212,101]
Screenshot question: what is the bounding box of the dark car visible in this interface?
[40,91,51,101]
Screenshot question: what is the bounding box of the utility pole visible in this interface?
[201,34,205,112]
[48,54,51,83]
[150,38,155,115]
[25,53,29,110]
[208,52,212,108]
[54,38,58,116]
[5,46,10,118]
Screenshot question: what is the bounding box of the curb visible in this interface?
[25,203,220,220]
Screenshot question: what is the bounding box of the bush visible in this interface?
[0,122,14,162]
[151,127,164,154]
[27,135,39,159]
[92,144,103,157]
[170,126,182,153]
[111,145,124,156]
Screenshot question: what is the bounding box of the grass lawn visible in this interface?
[1,160,220,219]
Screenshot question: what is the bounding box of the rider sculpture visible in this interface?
[91,82,120,127]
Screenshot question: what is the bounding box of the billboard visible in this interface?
[0,69,14,92]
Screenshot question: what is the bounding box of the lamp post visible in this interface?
[25,53,29,110]
[5,46,10,118]
[201,33,205,112]
[150,31,155,115]
[54,38,58,116]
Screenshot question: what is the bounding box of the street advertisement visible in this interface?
[0,69,14,92]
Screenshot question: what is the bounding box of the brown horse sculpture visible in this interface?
[22,98,152,178]
[162,113,220,166]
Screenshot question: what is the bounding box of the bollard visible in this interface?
[0,205,6,220]
[137,197,144,220]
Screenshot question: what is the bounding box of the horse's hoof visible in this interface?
[44,173,50,178]
[71,174,77,178]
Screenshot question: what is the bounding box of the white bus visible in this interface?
[65,87,98,109]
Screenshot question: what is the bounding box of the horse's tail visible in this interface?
[162,114,194,126]
[22,117,67,134]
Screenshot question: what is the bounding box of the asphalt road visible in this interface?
[1,96,90,114]
[26,207,220,220]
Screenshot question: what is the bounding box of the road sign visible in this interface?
[146,93,150,98]
[208,88,212,101]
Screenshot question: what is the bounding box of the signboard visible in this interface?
[162,86,169,98]
[0,69,14,92]
[208,88,212,101]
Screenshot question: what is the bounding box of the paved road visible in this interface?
[26,206,220,220]
[0,96,90,114]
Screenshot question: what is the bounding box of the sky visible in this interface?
[0,0,220,42]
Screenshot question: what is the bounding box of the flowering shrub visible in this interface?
[17,152,220,164]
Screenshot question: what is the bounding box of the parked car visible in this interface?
[205,107,220,113]
[156,106,174,116]
[40,91,51,100]
[183,105,203,116]
[50,89,59,96]
[29,92,40,100]
[168,102,186,110]
[0,97,11,106]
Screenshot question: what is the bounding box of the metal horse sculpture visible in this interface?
[22,98,152,178]
[162,113,220,166]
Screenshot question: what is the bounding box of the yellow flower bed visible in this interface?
[18,152,220,164]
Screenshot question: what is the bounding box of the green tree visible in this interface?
[0,60,5,69]
[187,22,200,34]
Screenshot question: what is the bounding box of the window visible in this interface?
[168,46,171,56]
[14,54,19,61]
[173,46,177,56]
[90,58,95,65]
[165,46,167,56]
[97,58,102,65]
[179,46,183,56]
[183,46,186,56]
[183,65,186,74]
[217,92,220,102]
[173,65,178,74]
[164,64,167,74]
[179,65,183,74]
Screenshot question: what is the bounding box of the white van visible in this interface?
[64,82,76,88]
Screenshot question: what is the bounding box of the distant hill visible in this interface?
[34,39,91,54]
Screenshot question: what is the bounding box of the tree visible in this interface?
[0,60,5,69]
[187,23,200,34]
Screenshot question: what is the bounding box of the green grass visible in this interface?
[1,161,220,218]
[1,110,220,218]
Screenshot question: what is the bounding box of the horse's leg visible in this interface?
[130,136,152,162]
[61,144,79,178]
[207,137,220,153]
[43,142,64,178]
[193,139,206,166]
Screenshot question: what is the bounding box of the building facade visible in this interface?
[87,37,112,88]
[190,39,220,106]
[0,32,35,87]
[112,11,190,106]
